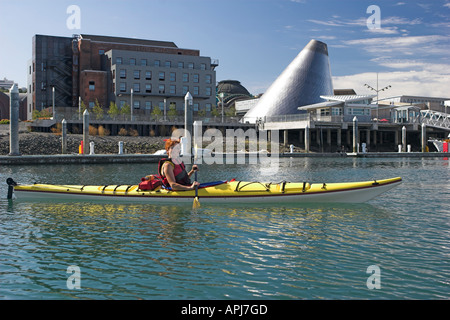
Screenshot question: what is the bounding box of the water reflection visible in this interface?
[1,158,449,299]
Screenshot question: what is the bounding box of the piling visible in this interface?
[83,109,89,155]
[421,123,427,152]
[61,119,67,154]
[402,126,407,152]
[352,116,358,153]
[305,125,310,153]
[184,92,193,140]
[118,141,124,154]
[8,84,20,156]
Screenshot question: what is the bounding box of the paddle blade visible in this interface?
[193,196,200,209]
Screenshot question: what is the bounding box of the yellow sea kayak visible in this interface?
[9,177,402,204]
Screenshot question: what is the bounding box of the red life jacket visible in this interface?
[158,158,191,187]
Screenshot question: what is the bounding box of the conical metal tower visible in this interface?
[244,39,333,122]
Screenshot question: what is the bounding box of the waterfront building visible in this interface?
[243,39,333,123]
[216,80,253,113]
[27,35,73,120]
[27,34,218,120]
[258,91,450,152]
[298,94,376,123]
[0,78,16,90]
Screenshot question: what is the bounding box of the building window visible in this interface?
[146,84,152,93]
[89,101,95,108]
[159,72,165,81]
[183,86,189,94]
[120,82,126,92]
[178,62,184,69]
[116,57,123,65]
[170,85,176,94]
[170,72,176,82]
[205,74,211,84]
[133,100,140,109]
[193,86,199,95]
[206,87,212,96]
[141,59,147,66]
[206,103,212,112]
[332,107,342,116]
[120,69,126,78]
[130,58,136,65]
[133,83,140,93]
[183,73,189,82]
[89,81,95,91]
[165,61,171,68]
[159,84,165,94]
[145,101,152,110]
[154,60,160,67]
[134,70,140,79]
[193,103,199,112]
[159,101,164,110]
[188,62,194,69]
[99,49,105,55]
[200,63,206,70]
[347,108,367,116]
[145,71,152,80]
[193,74,199,83]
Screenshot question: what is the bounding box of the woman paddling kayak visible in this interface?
[158,139,200,191]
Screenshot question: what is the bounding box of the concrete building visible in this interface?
[105,48,216,115]
[28,34,217,120]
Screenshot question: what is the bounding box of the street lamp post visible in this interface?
[164,98,167,121]
[130,88,134,121]
[364,73,391,122]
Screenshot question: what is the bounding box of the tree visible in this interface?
[211,105,220,117]
[121,103,131,120]
[167,104,177,120]
[79,100,87,117]
[151,106,163,120]
[225,106,236,117]
[93,99,104,120]
[107,101,120,119]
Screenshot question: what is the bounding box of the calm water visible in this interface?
[0,157,449,300]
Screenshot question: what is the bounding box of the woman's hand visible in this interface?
[191,181,200,190]
[188,165,199,177]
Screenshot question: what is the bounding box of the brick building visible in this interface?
[28,34,218,119]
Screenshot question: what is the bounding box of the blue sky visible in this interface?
[1,0,449,98]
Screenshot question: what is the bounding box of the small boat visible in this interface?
[7,177,402,205]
